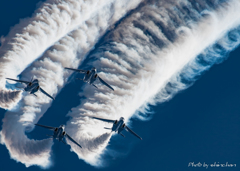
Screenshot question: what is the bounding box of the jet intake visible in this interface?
[62,131,66,136]
[94,74,98,78]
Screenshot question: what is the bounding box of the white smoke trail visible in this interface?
[0,0,122,109]
[152,26,240,109]
[1,0,143,168]
[64,0,240,166]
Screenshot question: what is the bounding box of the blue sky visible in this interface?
[0,0,239,171]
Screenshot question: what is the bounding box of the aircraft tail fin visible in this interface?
[46,134,53,138]
[92,84,98,89]
[61,140,67,145]
[104,127,111,130]
[119,133,125,138]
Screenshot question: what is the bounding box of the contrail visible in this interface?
[64,0,240,166]
[0,0,143,168]
[0,0,123,109]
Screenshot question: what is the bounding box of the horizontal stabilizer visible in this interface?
[120,133,125,138]
[92,84,98,89]
[104,127,111,130]
[61,140,67,145]
[46,134,53,138]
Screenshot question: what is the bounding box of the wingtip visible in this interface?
[64,67,71,70]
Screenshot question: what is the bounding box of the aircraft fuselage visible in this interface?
[53,125,65,142]
[112,117,125,134]
[83,68,97,85]
[24,79,40,95]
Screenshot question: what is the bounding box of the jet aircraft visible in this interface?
[6,77,54,100]
[65,67,114,91]
[35,124,82,148]
[91,116,142,140]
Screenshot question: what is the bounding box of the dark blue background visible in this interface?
[0,1,239,170]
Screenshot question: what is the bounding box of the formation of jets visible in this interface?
[6,67,142,150]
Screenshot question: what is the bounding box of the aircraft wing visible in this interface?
[66,134,82,148]
[125,126,142,140]
[35,124,56,130]
[39,88,55,100]
[6,78,30,85]
[98,76,114,91]
[65,67,87,73]
[92,116,115,123]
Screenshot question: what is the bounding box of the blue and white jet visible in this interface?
[35,124,82,148]
[91,116,142,140]
[6,77,54,100]
[65,67,114,91]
